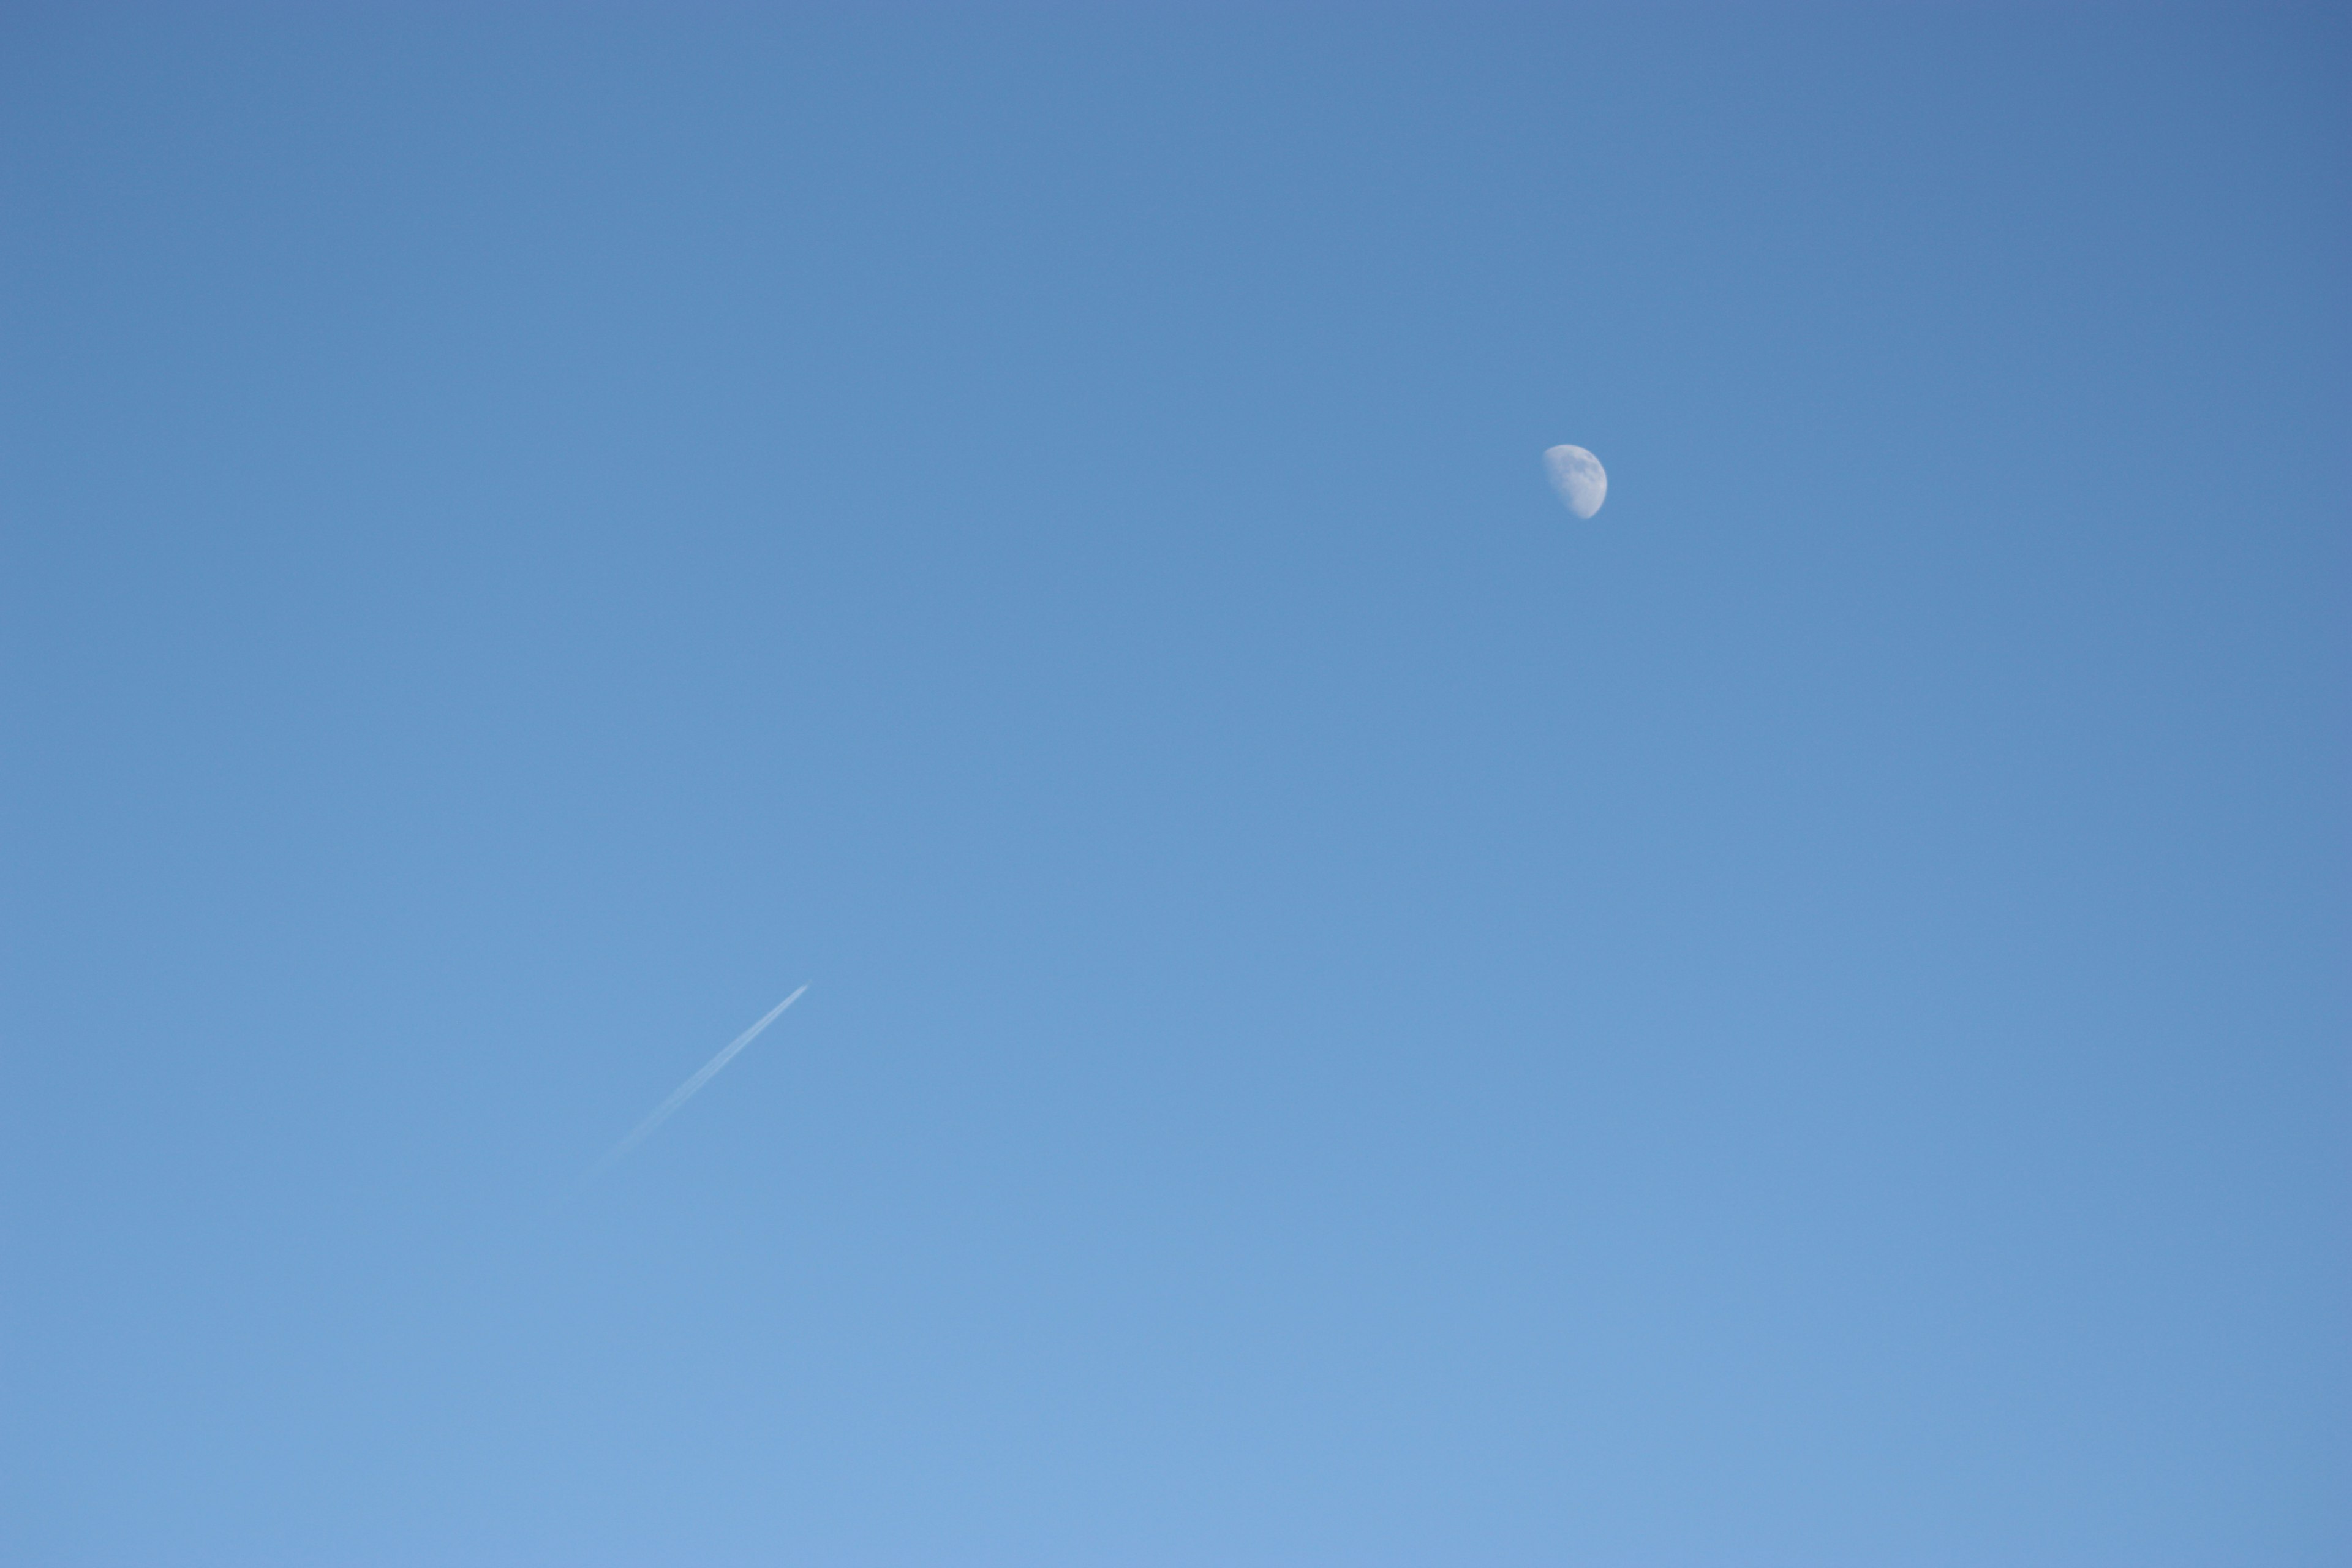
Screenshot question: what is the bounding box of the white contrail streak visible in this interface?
[594,986,807,1172]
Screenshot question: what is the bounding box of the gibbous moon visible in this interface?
[1544,444,1607,518]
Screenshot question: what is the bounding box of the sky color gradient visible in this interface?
[4,7,2346,1565]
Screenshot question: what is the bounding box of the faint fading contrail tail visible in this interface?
[593,986,808,1173]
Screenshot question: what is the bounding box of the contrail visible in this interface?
[593,986,808,1172]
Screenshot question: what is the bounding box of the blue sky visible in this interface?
[3,6,2345,1565]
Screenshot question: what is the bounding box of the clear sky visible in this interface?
[3,7,2345,1566]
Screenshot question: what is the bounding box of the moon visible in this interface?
[1543,444,1607,518]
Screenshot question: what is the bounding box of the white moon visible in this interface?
[1543,444,1607,518]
